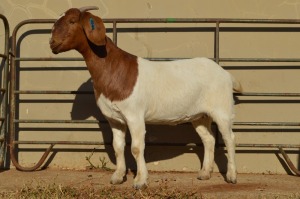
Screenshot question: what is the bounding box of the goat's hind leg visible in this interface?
[109,121,127,185]
[192,116,215,180]
[214,115,237,184]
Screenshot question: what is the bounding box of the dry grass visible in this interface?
[1,182,300,199]
[1,182,299,199]
[0,181,201,199]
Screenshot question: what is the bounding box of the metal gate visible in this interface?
[0,14,10,169]
[9,18,300,174]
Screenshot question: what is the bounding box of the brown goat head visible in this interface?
[50,6,106,54]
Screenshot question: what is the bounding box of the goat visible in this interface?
[50,6,241,189]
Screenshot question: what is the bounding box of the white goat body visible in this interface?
[50,7,239,189]
[98,57,236,126]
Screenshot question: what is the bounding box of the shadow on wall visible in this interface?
[70,78,229,174]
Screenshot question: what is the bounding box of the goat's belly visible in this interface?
[145,112,205,125]
[144,100,207,125]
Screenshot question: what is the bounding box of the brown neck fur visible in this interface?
[78,36,138,101]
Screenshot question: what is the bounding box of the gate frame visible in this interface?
[9,18,300,175]
[0,14,10,169]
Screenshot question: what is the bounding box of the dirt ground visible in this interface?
[0,169,299,198]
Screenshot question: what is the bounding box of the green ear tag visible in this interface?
[89,18,95,30]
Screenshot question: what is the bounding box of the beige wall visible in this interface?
[0,0,299,175]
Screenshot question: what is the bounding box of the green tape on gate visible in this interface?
[166,18,176,23]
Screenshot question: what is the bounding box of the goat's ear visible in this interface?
[80,12,106,46]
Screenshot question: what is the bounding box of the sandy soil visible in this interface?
[0,169,299,198]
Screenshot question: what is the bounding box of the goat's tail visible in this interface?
[231,75,243,93]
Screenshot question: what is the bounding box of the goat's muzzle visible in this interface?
[49,38,62,54]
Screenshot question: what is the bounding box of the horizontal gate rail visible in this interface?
[15,57,300,63]
[15,119,100,124]
[12,90,300,96]
[9,18,300,174]
[11,119,300,127]
[0,14,10,169]
[10,89,300,99]
[12,140,300,149]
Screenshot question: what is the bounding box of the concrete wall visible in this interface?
[0,0,299,174]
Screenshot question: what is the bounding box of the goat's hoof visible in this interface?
[133,182,148,190]
[197,170,211,180]
[226,177,237,184]
[226,172,237,184]
[133,178,148,190]
[110,173,125,185]
[110,178,124,185]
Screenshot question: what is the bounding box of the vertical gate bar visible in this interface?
[0,14,10,169]
[214,21,220,64]
[113,20,117,45]
[9,17,18,171]
[214,21,221,148]
[3,15,10,169]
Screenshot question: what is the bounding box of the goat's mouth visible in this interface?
[50,42,62,54]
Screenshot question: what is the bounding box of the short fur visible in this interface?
[50,7,241,189]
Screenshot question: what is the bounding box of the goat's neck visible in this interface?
[79,37,139,101]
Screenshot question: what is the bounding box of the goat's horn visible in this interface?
[79,6,99,13]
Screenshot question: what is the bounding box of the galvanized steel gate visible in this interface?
[8,18,300,175]
[0,14,9,169]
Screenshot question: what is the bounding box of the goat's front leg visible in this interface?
[109,121,127,185]
[127,120,147,189]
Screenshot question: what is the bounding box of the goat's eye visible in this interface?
[69,20,75,24]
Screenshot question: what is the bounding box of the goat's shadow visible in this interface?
[71,78,229,177]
